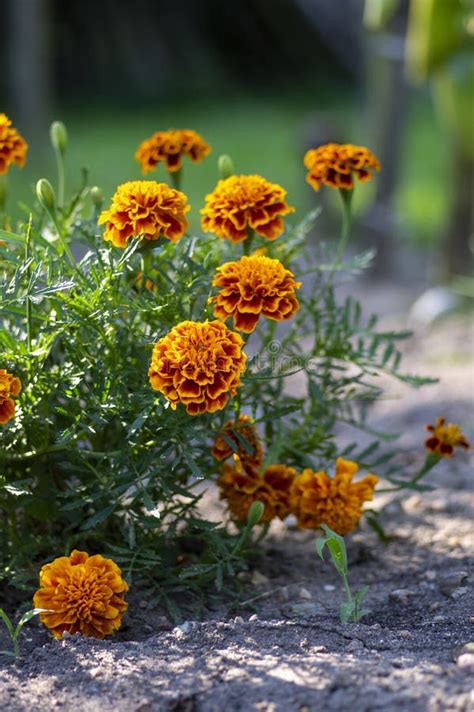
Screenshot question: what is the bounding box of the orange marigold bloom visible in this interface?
[98,180,189,249]
[33,550,128,640]
[0,369,21,425]
[304,143,380,191]
[425,417,470,457]
[201,175,294,243]
[210,254,301,333]
[290,458,378,535]
[135,128,211,175]
[212,414,263,467]
[148,320,247,415]
[0,113,28,175]
[218,462,296,523]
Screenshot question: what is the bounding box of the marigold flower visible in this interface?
[218,462,296,523]
[135,128,211,175]
[212,414,263,467]
[98,181,189,249]
[33,550,128,640]
[0,369,21,425]
[425,417,470,457]
[290,458,378,535]
[149,320,247,415]
[0,113,28,175]
[201,175,294,243]
[304,143,380,191]
[210,254,301,333]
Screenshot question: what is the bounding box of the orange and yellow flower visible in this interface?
[425,417,470,457]
[33,550,128,640]
[98,181,189,249]
[290,458,378,535]
[218,462,296,523]
[149,320,247,415]
[201,175,294,243]
[304,143,380,191]
[0,113,28,175]
[135,128,211,175]
[210,254,301,333]
[212,414,263,468]
[0,369,21,425]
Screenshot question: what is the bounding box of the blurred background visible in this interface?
[1,0,473,295]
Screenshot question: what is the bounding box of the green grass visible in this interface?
[4,89,448,242]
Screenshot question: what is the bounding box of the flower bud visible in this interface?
[218,154,234,180]
[50,121,68,155]
[246,500,264,527]
[36,178,56,214]
[90,186,103,209]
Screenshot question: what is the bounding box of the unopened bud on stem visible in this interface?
[50,121,68,155]
[218,154,234,180]
[90,186,103,209]
[36,178,56,215]
[247,500,264,527]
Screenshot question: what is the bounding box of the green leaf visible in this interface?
[340,601,354,624]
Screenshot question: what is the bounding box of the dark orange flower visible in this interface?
[201,175,294,243]
[218,462,296,523]
[210,254,301,333]
[289,458,378,535]
[425,417,470,457]
[98,181,189,249]
[0,113,28,175]
[135,129,211,174]
[0,369,21,425]
[33,550,128,640]
[212,414,263,467]
[304,143,380,191]
[148,320,247,415]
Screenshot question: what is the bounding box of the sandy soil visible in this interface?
[0,292,473,712]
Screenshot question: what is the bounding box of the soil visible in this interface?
[1,286,473,712]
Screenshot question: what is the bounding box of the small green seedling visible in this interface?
[316,524,371,624]
[0,607,43,657]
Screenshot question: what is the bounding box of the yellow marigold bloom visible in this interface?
[135,128,211,174]
[201,175,294,243]
[148,320,246,415]
[290,458,378,535]
[0,113,28,175]
[0,369,21,425]
[304,143,380,191]
[33,550,128,640]
[218,462,296,523]
[425,417,470,457]
[212,414,263,467]
[98,180,189,249]
[210,254,301,333]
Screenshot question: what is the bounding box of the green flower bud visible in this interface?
[36,178,56,214]
[218,154,234,180]
[50,121,68,155]
[246,500,264,527]
[90,186,103,208]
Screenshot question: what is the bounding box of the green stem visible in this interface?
[170,169,182,191]
[55,150,65,210]
[0,175,6,219]
[333,188,353,269]
[25,215,33,352]
[243,230,254,256]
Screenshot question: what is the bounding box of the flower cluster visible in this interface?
[210,254,301,333]
[148,320,246,415]
[0,369,21,425]
[0,113,28,175]
[425,417,470,457]
[212,414,263,467]
[33,550,128,640]
[304,143,380,191]
[135,128,211,175]
[201,175,294,243]
[98,180,189,248]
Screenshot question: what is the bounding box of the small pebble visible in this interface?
[250,570,269,586]
[89,667,102,679]
[346,639,364,651]
[399,630,412,639]
[439,571,468,596]
[324,584,336,592]
[298,587,312,600]
[451,587,468,600]
[423,570,437,581]
[433,616,445,623]
[457,654,474,672]
[429,602,441,612]
[248,614,258,622]
[234,616,244,625]
[389,589,416,605]
[138,600,148,609]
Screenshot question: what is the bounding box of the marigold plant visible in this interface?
[0,117,465,612]
[135,128,211,175]
[0,114,28,175]
[210,254,301,333]
[33,550,128,639]
[304,143,380,191]
[425,417,470,457]
[201,174,294,243]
